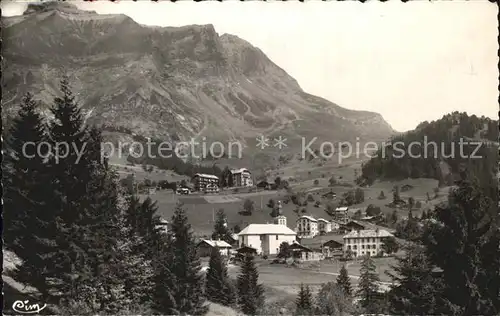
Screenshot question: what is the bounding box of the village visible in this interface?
[131,165,424,304]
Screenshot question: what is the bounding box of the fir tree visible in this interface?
[315,282,352,315]
[153,203,208,315]
[421,177,500,315]
[205,248,236,307]
[295,283,313,315]
[356,255,381,313]
[388,243,445,314]
[237,254,265,315]
[392,185,400,203]
[212,209,230,241]
[336,265,352,297]
[3,93,57,299]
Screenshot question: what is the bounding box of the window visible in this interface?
[353,245,357,250]
[348,245,351,250]
[276,235,279,240]
[362,245,365,249]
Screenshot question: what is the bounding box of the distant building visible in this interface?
[317,218,332,234]
[333,206,349,223]
[343,229,394,257]
[197,239,233,257]
[148,187,156,195]
[192,173,219,192]
[256,180,271,190]
[295,215,319,238]
[288,242,323,261]
[231,168,253,187]
[204,183,220,194]
[237,223,297,255]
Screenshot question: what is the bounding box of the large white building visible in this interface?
[231,168,253,187]
[238,220,296,255]
[317,218,333,234]
[343,229,394,257]
[296,215,319,238]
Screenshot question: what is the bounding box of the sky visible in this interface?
[2,0,498,132]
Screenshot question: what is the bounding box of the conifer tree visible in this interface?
[356,255,381,313]
[237,254,265,315]
[4,93,57,299]
[315,282,352,315]
[295,283,313,315]
[421,177,500,315]
[205,248,236,307]
[336,265,352,297]
[153,203,208,315]
[388,243,445,314]
[212,208,230,241]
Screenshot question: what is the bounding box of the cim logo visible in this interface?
[12,300,47,314]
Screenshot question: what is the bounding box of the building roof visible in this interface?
[231,168,251,174]
[343,229,394,239]
[335,207,349,211]
[193,173,219,180]
[297,215,318,222]
[238,224,297,236]
[299,234,344,249]
[199,239,232,248]
[317,218,330,223]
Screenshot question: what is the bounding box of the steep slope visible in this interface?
[2,2,394,149]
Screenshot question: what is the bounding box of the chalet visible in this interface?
[317,218,332,234]
[321,190,337,199]
[192,173,219,192]
[295,215,319,238]
[238,221,297,255]
[332,206,349,223]
[197,239,233,257]
[204,183,220,194]
[340,220,366,232]
[231,168,253,187]
[343,229,394,257]
[256,180,271,190]
[288,242,323,261]
[299,236,344,259]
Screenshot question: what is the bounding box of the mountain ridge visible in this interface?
[2,2,395,149]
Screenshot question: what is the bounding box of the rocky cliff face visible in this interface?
[2,2,394,148]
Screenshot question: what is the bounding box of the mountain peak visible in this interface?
[23,2,93,16]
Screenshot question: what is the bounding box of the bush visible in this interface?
[314,179,319,185]
[307,194,315,202]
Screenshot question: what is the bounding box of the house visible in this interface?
[148,187,156,195]
[197,239,233,257]
[340,220,366,233]
[235,245,258,260]
[237,222,297,255]
[231,168,253,187]
[288,242,323,261]
[299,235,344,259]
[223,233,239,248]
[321,190,337,199]
[204,183,220,194]
[295,215,319,238]
[332,206,349,223]
[317,218,332,234]
[343,229,394,257]
[192,173,219,192]
[256,180,271,190]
